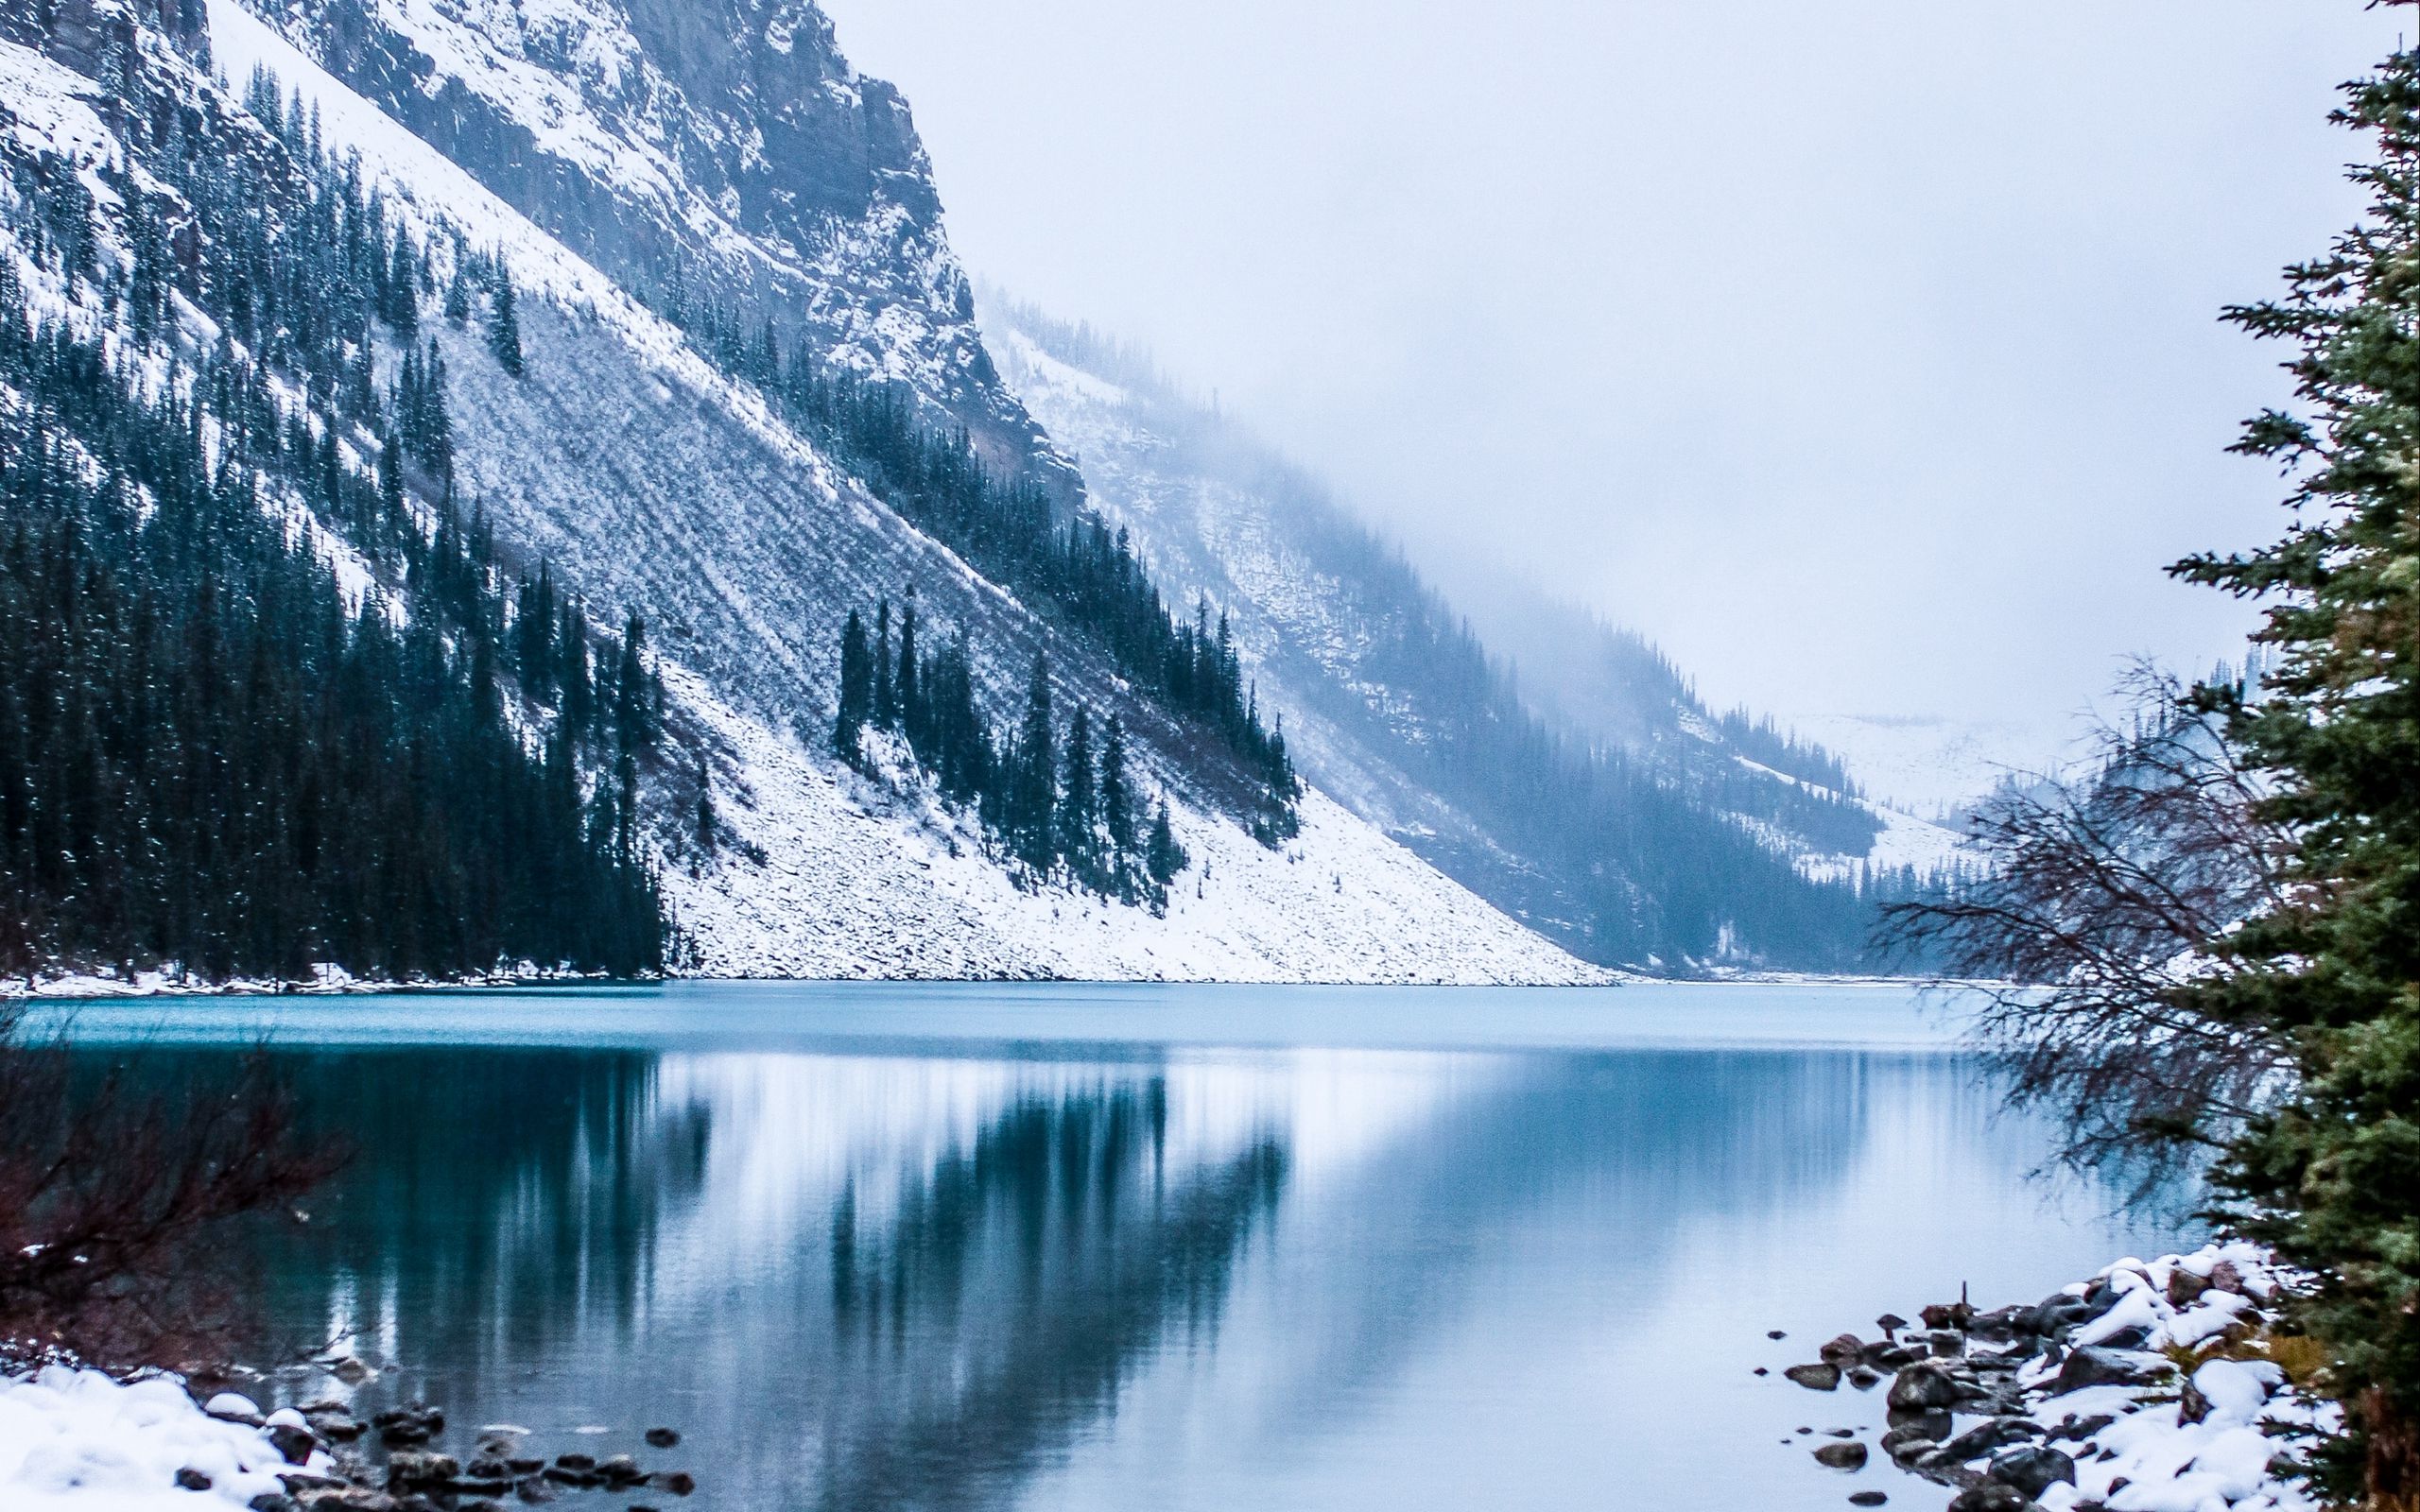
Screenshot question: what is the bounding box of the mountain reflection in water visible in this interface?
[82,986,2182,1512]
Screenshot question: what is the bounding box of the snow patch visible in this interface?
[0,1366,336,1511]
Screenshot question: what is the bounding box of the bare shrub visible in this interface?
[0,1001,344,1370]
[1878,667,2297,1177]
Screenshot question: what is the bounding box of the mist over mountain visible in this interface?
[1,0,1960,982]
[986,299,1964,968]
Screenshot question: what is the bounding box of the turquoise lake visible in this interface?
[46,981,2187,1511]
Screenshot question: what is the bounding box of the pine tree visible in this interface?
[1011,651,1056,872]
[834,608,872,763]
[896,589,921,744]
[872,599,895,729]
[614,612,657,753]
[377,432,405,528]
[1100,713,1136,861]
[487,270,525,376]
[2168,37,2420,1502]
[517,563,557,692]
[560,599,593,738]
[1061,704,1097,873]
[385,234,419,335]
[1147,799,1185,890]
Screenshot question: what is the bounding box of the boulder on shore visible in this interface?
[1812,1440,1869,1469]
[1786,1363,1843,1391]
[2049,1346,2170,1396]
[1989,1443,2077,1499]
[1885,1360,1965,1411]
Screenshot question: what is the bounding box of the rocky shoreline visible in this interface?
[0,1363,699,1510]
[1768,1242,2338,1511]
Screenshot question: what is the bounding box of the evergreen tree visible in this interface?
[1060,704,1097,875]
[2169,37,2420,1501]
[384,234,419,336]
[872,599,895,729]
[1100,713,1136,862]
[1147,800,1186,891]
[896,588,921,744]
[487,269,525,376]
[1011,652,1056,873]
[834,608,872,763]
[560,598,593,738]
[516,563,557,692]
[376,432,404,528]
[614,611,657,753]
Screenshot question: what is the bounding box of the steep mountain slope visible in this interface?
[0,0,1606,984]
[235,0,1065,486]
[988,302,1963,969]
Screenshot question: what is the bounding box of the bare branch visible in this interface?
[1878,666,2296,1183]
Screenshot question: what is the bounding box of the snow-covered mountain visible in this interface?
[0,0,1954,982]
[0,0,1618,984]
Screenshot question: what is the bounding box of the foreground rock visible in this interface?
[1769,1241,2342,1512]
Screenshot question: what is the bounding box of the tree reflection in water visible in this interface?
[115,1032,2167,1512]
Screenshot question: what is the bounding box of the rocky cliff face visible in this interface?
[238,0,1069,487]
[5,0,203,80]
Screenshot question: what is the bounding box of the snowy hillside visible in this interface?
[666,668,1615,983]
[0,0,1599,987]
[2,0,1905,984]
[1794,712,2077,820]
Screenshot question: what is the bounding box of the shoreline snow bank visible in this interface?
[0,1368,331,1510]
[9,966,622,1000]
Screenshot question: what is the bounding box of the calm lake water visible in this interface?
[49,981,2187,1511]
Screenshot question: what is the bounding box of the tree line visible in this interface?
[648,273,1300,843]
[0,61,666,983]
[833,595,1188,909]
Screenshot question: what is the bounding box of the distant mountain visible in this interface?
[1793,713,2080,821]
[987,299,1965,970]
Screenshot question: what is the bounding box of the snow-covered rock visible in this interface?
[1799,1241,2341,1512]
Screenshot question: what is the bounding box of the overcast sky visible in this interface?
[818,0,2399,734]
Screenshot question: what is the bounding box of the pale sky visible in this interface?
[818,0,2400,733]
